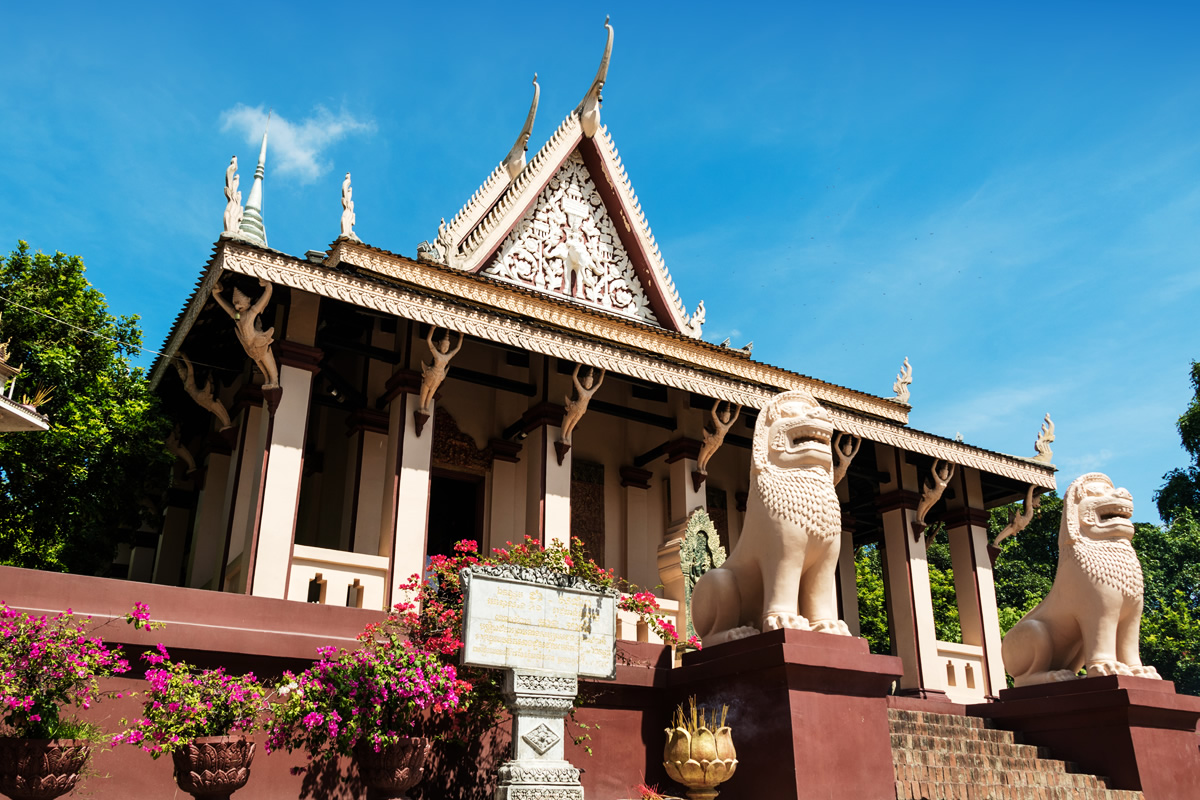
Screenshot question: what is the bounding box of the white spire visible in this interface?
[238,113,270,247]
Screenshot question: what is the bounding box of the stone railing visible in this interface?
[615,594,680,647]
[287,544,389,610]
[935,640,987,703]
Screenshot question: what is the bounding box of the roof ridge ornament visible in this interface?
[575,16,613,139]
[892,356,912,404]
[1032,412,1055,463]
[339,172,360,241]
[222,156,243,236]
[237,112,270,247]
[504,74,540,181]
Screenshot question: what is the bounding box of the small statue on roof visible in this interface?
[1032,413,1055,463]
[223,156,243,235]
[340,172,359,241]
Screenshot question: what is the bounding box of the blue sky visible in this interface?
[2,3,1197,523]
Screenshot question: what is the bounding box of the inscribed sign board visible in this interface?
[460,565,617,680]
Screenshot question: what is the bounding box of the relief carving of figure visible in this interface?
[697,399,740,474]
[561,364,605,445]
[419,328,463,414]
[212,277,279,389]
[1001,472,1160,686]
[690,389,849,645]
[172,352,233,430]
[223,156,243,235]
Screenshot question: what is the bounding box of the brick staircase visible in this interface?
[888,708,1144,800]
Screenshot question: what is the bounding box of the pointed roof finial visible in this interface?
[576,16,613,139]
[503,74,541,181]
[238,111,271,247]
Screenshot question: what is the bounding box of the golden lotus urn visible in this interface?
[663,698,737,800]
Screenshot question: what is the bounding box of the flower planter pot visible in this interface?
[0,738,91,800]
[353,737,431,800]
[171,736,255,800]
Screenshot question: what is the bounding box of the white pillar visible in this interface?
[153,490,194,585]
[379,373,435,606]
[488,440,524,553]
[347,410,390,556]
[875,444,943,696]
[619,467,652,584]
[658,438,704,609]
[186,448,232,589]
[222,400,268,592]
[246,345,320,598]
[945,468,1006,698]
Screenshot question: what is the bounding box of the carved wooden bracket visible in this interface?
[691,469,706,493]
[413,410,431,437]
[554,440,572,466]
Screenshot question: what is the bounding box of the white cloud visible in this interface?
[220,104,374,183]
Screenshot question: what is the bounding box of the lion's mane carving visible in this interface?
[690,389,849,646]
[1001,472,1161,686]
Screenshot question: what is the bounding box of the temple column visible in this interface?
[185,438,234,589]
[346,409,390,555]
[153,488,194,585]
[378,369,432,606]
[944,467,1006,698]
[619,467,652,584]
[516,403,568,545]
[488,439,524,553]
[875,444,943,696]
[245,341,322,598]
[837,509,861,636]
[219,393,268,592]
[657,438,704,609]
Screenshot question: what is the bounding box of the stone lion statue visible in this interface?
[1001,472,1161,686]
[690,389,850,646]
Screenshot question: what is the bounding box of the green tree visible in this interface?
[0,242,171,574]
[1134,511,1200,694]
[1156,360,1200,523]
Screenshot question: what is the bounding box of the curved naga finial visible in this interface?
[576,16,613,138]
[1032,412,1055,463]
[892,356,912,404]
[504,74,540,181]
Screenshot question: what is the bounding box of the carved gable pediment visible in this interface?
[482,153,657,325]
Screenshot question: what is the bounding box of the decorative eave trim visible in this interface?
[454,112,583,270]
[213,241,1056,489]
[829,410,1057,490]
[590,125,689,330]
[443,162,510,249]
[325,238,907,423]
[149,243,226,389]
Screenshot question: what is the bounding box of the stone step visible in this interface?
[890,732,1051,760]
[888,709,1144,800]
[895,780,1144,800]
[893,761,1112,791]
[890,719,1017,743]
[894,748,1084,776]
[888,708,988,729]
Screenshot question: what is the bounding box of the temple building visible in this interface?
[146,21,1056,706]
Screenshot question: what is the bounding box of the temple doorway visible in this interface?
[426,471,484,561]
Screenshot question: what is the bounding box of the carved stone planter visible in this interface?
[353,737,431,800]
[171,736,255,800]
[0,738,91,800]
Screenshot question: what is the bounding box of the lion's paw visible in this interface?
[810,619,852,636]
[726,626,759,641]
[763,613,810,631]
[1130,664,1162,679]
[1086,660,1134,678]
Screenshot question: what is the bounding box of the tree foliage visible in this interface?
[1156,360,1200,524]
[0,242,171,574]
